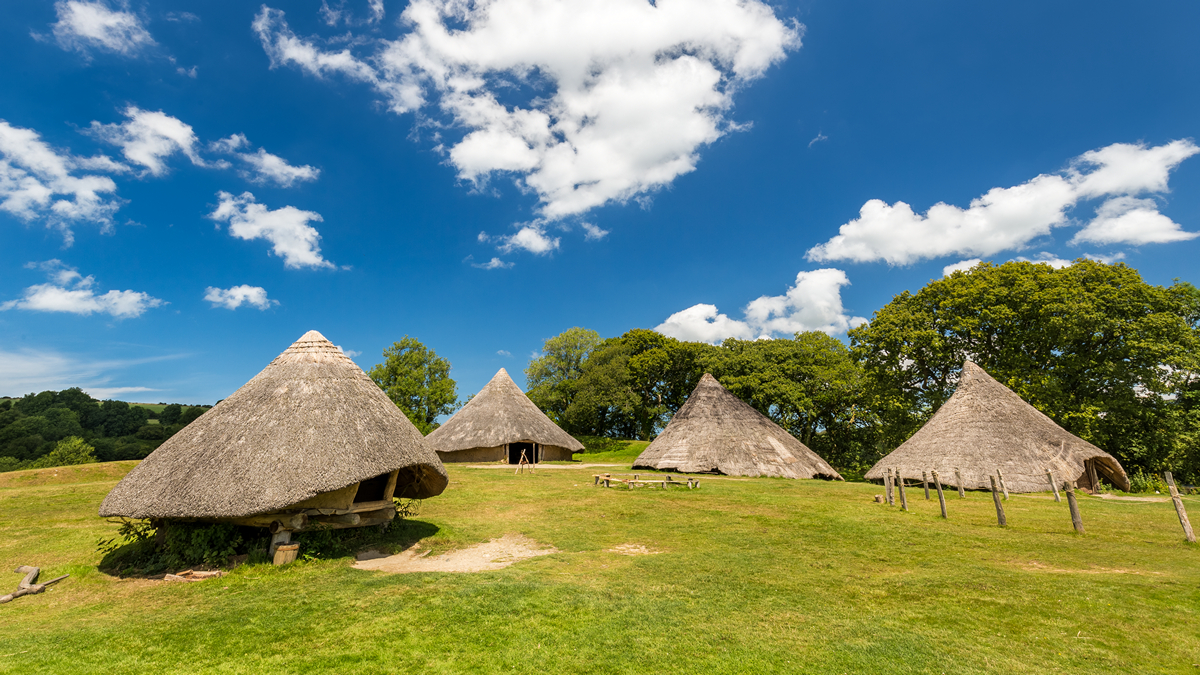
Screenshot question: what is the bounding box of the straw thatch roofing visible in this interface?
[426,368,584,453]
[632,374,843,479]
[864,361,1130,492]
[100,330,448,519]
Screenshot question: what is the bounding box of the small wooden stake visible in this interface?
[997,469,1009,500]
[932,470,947,519]
[990,475,1007,527]
[955,468,966,498]
[886,468,895,506]
[922,471,930,500]
[1164,472,1196,543]
[897,471,908,511]
[1064,481,1084,534]
[1046,470,1060,502]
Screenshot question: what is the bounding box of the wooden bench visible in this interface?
[591,473,699,489]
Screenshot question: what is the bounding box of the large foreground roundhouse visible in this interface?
[100,330,448,533]
[864,361,1130,492]
[633,373,843,479]
[427,368,584,463]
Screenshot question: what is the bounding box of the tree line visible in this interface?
[522,261,1200,481]
[0,391,211,472]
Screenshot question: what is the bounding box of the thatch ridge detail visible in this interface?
[100,330,448,519]
[632,373,843,480]
[864,361,1130,492]
[425,368,584,453]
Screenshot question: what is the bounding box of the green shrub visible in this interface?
[28,436,96,469]
[1128,468,1168,494]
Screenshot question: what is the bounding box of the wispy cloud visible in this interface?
[471,256,514,270]
[88,106,210,177]
[47,1,156,58]
[0,260,165,318]
[0,346,180,399]
[808,131,827,148]
[210,134,320,187]
[496,349,512,357]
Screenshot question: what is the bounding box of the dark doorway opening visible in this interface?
[355,472,391,502]
[508,442,536,464]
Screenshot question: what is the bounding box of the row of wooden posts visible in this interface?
[881,467,1196,543]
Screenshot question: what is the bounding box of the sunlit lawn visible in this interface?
[0,458,1196,674]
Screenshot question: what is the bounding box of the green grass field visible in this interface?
[0,460,1196,674]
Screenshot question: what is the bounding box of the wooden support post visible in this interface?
[922,471,930,500]
[885,468,895,506]
[990,475,1007,527]
[1164,472,1196,543]
[955,469,966,498]
[1047,470,1060,502]
[997,469,1009,500]
[932,471,947,519]
[1064,481,1084,534]
[1088,459,1101,493]
[897,471,908,511]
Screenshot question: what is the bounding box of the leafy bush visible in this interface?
[31,436,96,468]
[1128,468,1168,494]
[98,500,432,575]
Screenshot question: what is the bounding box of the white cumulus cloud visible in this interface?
[1070,196,1200,245]
[942,259,982,276]
[253,0,799,220]
[88,106,209,176]
[496,225,559,255]
[806,140,1200,265]
[204,285,278,310]
[49,1,156,57]
[0,260,164,318]
[0,120,124,243]
[655,269,866,344]
[209,191,335,269]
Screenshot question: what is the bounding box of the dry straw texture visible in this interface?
[633,374,843,479]
[426,368,584,453]
[100,330,448,519]
[864,361,1130,492]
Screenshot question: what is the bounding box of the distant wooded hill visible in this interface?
[0,389,210,472]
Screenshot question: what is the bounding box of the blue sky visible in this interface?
[2,0,1198,405]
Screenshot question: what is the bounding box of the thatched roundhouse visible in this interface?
[100,330,448,533]
[426,368,583,463]
[864,361,1130,492]
[633,373,843,480]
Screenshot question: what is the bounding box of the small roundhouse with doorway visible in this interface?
[426,368,584,463]
[99,330,448,547]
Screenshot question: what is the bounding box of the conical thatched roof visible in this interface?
[100,330,448,519]
[426,368,583,453]
[864,361,1130,492]
[633,374,843,479]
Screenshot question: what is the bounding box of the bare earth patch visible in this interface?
[1021,560,1161,575]
[352,534,557,574]
[608,544,662,556]
[1095,493,1168,502]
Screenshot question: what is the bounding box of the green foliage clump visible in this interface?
[850,260,1200,481]
[369,336,460,434]
[1127,469,1169,494]
[0,388,212,472]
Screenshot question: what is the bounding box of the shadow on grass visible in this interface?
[98,518,440,577]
